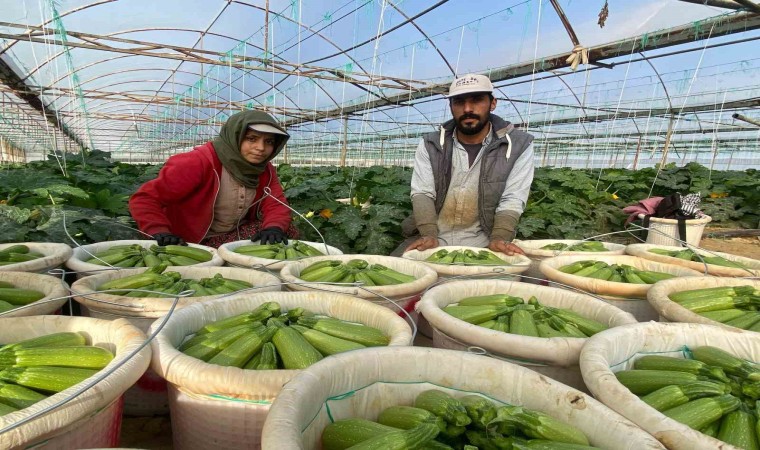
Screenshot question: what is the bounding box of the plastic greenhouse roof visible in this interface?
[0,0,759,168]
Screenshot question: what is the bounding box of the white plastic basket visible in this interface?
[217,239,343,271]
[0,242,73,274]
[637,214,712,247]
[149,291,413,450]
[0,316,150,449]
[261,347,665,449]
[70,266,281,416]
[402,245,531,280]
[416,279,638,390]
[626,243,760,277]
[539,254,704,322]
[0,271,69,317]
[66,240,223,278]
[580,321,759,450]
[514,239,626,285]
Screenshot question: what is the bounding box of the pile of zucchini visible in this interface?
[0,281,45,313]
[442,294,608,338]
[232,240,324,260]
[84,244,213,267]
[649,248,748,269]
[668,286,760,331]
[180,302,389,370]
[424,249,506,266]
[559,260,675,284]
[0,332,114,416]
[616,346,760,448]
[0,245,45,266]
[540,241,609,252]
[298,259,415,285]
[95,263,253,298]
[322,389,595,449]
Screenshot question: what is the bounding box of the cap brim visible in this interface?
[248,123,289,136]
[445,89,493,99]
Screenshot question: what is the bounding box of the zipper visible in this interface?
[202,169,221,241]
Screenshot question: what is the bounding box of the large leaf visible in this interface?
[327,206,365,241]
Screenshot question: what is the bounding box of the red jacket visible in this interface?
[129,142,291,244]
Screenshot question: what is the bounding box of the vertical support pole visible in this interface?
[709,139,719,173]
[632,135,642,170]
[380,139,384,166]
[727,148,735,170]
[339,116,349,167]
[541,144,549,166]
[264,0,270,62]
[660,115,676,166]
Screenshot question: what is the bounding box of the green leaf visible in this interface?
[0,205,34,224]
[31,184,89,200]
[328,206,365,241]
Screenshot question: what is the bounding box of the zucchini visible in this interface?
[290,324,365,356]
[414,390,471,427]
[0,288,45,306]
[297,316,389,347]
[0,367,98,393]
[271,326,322,370]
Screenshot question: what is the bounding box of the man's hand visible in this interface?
[405,236,438,252]
[488,239,525,256]
[152,232,186,246]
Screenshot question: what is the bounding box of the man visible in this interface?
[397,74,534,256]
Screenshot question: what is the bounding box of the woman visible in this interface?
[129,110,297,248]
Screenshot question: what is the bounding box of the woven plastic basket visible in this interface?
[580,321,758,450]
[0,242,72,274]
[260,347,664,449]
[71,266,281,416]
[217,239,343,270]
[417,279,638,390]
[150,291,413,450]
[626,243,759,277]
[0,316,150,449]
[0,271,69,317]
[514,239,626,285]
[540,254,703,321]
[66,240,223,278]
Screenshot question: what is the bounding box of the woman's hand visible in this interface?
[253,227,288,245]
[153,233,186,246]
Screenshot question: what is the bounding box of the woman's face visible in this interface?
[240,129,277,164]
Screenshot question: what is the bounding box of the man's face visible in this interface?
[449,93,496,135]
[239,130,277,164]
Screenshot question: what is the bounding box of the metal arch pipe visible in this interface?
[386,0,455,75]
[638,51,674,114]
[21,27,273,82]
[0,0,117,57]
[49,69,253,112]
[303,0,451,65]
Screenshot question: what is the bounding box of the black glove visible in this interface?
[252,227,287,245]
[153,232,186,246]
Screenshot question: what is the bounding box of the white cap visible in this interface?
[446,74,494,98]
[248,123,288,136]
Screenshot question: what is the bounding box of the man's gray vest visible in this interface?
[419,113,533,236]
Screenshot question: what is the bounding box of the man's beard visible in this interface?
[456,113,488,135]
